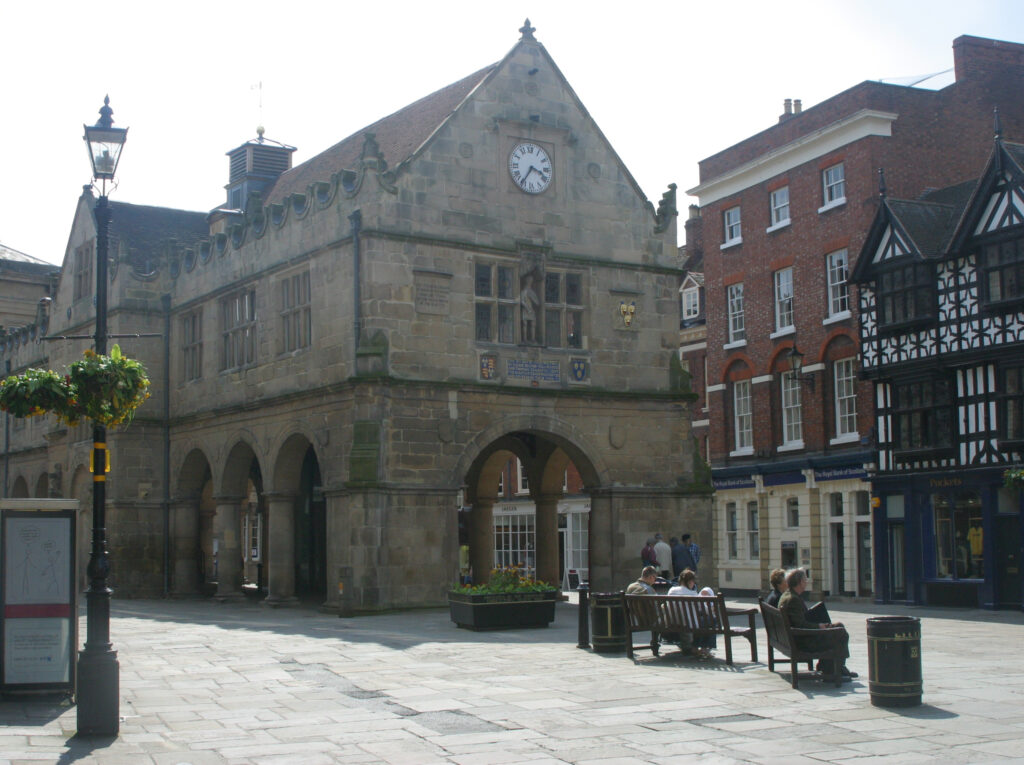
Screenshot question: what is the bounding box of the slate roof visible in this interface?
[264,65,497,206]
[0,243,56,275]
[108,201,209,252]
[885,193,966,258]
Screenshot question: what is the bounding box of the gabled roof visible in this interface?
[264,65,496,206]
[853,139,1023,283]
[108,200,209,253]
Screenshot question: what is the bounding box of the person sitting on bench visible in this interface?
[777,568,857,680]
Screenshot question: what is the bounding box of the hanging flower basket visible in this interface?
[0,345,150,427]
[1003,466,1024,491]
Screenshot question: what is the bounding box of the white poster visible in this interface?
[4,516,70,605]
[3,617,70,684]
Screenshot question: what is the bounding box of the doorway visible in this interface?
[830,522,845,596]
[294,448,326,599]
[995,515,1021,608]
[856,522,872,596]
[888,522,906,600]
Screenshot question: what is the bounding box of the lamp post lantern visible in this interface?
[77,95,127,737]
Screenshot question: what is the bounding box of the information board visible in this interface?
[1,503,78,694]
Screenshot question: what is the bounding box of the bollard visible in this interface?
[577,585,590,649]
[867,616,922,707]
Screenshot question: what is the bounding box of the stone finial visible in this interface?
[519,18,536,41]
[97,95,114,129]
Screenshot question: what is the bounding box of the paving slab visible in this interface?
[1,598,1023,763]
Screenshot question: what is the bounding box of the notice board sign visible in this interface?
[1,500,79,694]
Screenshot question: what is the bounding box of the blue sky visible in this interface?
[3,0,1023,263]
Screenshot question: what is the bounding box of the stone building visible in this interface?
[2,21,708,610]
[686,35,1024,599]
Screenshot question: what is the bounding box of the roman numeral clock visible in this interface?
[509,142,552,194]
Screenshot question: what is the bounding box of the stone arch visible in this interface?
[452,414,607,490]
[171,447,214,596]
[34,472,48,498]
[266,433,326,604]
[212,439,264,599]
[458,421,602,590]
[10,476,28,498]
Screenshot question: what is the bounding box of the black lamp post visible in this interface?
[77,95,127,737]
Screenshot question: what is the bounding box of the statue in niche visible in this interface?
[520,265,540,343]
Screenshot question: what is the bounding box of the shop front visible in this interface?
[871,468,1023,609]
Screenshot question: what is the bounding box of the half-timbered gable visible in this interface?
[853,136,1024,609]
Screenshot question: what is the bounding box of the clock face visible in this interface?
[508,142,552,194]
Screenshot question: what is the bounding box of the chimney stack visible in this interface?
[794,99,802,114]
[780,99,793,123]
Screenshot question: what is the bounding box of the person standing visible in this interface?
[641,538,658,568]
[672,536,696,577]
[653,533,673,580]
[682,533,701,573]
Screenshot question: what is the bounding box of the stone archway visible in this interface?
[172,448,214,597]
[267,434,324,607]
[214,440,263,600]
[462,430,600,588]
[34,472,48,498]
[10,476,28,498]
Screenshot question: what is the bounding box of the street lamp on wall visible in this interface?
[77,96,127,738]
[787,343,815,390]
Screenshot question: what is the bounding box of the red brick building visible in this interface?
[686,35,1024,598]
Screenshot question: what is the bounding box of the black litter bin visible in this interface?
[590,592,626,653]
[867,616,922,707]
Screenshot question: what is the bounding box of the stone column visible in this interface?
[587,490,613,592]
[263,493,298,607]
[469,496,495,584]
[213,496,244,600]
[534,493,560,587]
[169,498,200,597]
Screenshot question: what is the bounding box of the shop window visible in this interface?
[932,492,983,579]
[830,493,844,517]
[493,511,535,575]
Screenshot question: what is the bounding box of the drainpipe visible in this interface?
[349,209,362,357]
[161,294,171,597]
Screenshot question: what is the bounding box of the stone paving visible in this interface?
[2,596,1024,764]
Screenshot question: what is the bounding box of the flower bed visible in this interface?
[448,565,558,630]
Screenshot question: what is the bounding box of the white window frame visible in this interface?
[820,162,846,211]
[726,503,739,559]
[682,286,700,320]
[727,283,746,345]
[786,497,800,528]
[493,510,535,576]
[826,249,850,320]
[832,357,858,443]
[732,379,753,455]
[516,459,530,496]
[767,186,790,231]
[773,268,795,333]
[748,501,760,559]
[722,206,742,248]
[780,370,803,447]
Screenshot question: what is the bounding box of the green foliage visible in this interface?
[1004,466,1024,490]
[451,564,556,594]
[0,345,150,428]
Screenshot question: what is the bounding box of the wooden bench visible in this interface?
[622,592,757,665]
[758,598,843,688]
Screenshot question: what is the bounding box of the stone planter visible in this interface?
[447,590,558,630]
